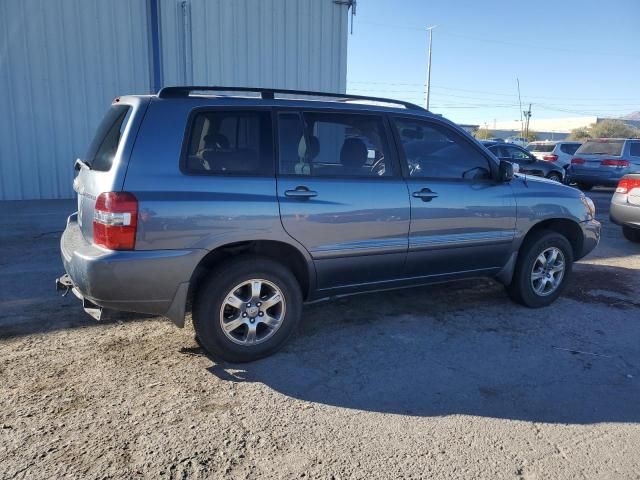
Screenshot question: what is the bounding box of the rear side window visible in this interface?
[527,143,554,153]
[576,140,624,156]
[629,142,640,157]
[394,118,491,180]
[184,110,273,175]
[560,143,581,155]
[85,105,132,171]
[278,112,393,177]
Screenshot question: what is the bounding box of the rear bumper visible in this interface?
[60,213,205,326]
[610,197,640,229]
[578,219,601,260]
[566,169,626,187]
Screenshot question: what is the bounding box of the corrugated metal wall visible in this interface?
[0,0,348,200]
[0,1,151,200]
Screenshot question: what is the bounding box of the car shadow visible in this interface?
[203,265,640,425]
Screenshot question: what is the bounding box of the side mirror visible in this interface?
[499,160,514,182]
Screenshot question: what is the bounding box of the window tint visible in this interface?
[394,118,491,179]
[560,143,581,155]
[86,105,132,171]
[503,146,531,160]
[526,143,555,153]
[278,112,392,177]
[629,142,640,157]
[184,110,273,175]
[576,140,624,156]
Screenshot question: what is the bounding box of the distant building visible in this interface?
[484,116,640,141]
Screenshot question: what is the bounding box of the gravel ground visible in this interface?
[1,190,639,480]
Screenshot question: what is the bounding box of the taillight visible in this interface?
[601,159,630,167]
[571,157,585,165]
[93,192,138,250]
[543,154,558,162]
[616,177,640,194]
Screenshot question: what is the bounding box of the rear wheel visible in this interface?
[577,183,593,191]
[507,230,573,308]
[193,256,302,362]
[622,226,640,243]
[547,172,563,183]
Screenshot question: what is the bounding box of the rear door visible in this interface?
[392,116,516,278]
[74,98,147,242]
[276,110,410,290]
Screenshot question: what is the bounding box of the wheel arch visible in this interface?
[187,240,315,313]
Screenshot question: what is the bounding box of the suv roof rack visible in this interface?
[157,85,426,111]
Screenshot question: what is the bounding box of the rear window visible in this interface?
[184,110,273,175]
[85,105,132,171]
[526,143,555,153]
[576,140,624,156]
[560,143,581,155]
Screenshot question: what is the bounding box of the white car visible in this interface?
[526,141,582,169]
[505,136,529,147]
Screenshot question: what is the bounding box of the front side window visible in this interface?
[86,105,132,171]
[184,110,273,175]
[394,118,491,180]
[503,146,532,161]
[278,112,393,177]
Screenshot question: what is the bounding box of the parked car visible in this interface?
[566,138,640,190]
[610,174,640,242]
[482,141,565,182]
[526,141,582,169]
[505,136,529,147]
[57,86,600,362]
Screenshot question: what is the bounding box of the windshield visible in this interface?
[575,140,624,156]
[527,143,555,153]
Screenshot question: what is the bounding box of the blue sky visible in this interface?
[346,0,640,126]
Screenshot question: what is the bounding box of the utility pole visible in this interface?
[516,78,523,139]
[424,25,438,110]
[523,104,532,139]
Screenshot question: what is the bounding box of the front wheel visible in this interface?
[507,230,574,308]
[547,172,563,183]
[622,226,640,243]
[193,256,302,362]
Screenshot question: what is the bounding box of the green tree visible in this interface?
[590,119,640,139]
[568,120,640,141]
[568,126,591,141]
[474,128,494,140]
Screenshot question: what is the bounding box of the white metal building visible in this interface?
[0,0,349,200]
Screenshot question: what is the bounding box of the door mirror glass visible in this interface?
[499,160,514,182]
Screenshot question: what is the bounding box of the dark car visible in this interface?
[482,141,565,182]
[57,86,600,362]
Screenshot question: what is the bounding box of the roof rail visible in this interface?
[157,85,426,111]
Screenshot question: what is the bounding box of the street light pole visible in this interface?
[425,25,438,110]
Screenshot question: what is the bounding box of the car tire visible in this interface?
[577,183,593,191]
[622,226,640,243]
[507,230,574,308]
[547,172,563,183]
[193,256,303,362]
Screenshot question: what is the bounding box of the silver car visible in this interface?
[566,138,640,190]
[610,174,640,242]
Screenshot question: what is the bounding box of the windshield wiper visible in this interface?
[74,158,92,171]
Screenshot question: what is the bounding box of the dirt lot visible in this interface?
[1,190,639,480]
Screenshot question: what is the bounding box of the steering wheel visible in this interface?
[370,156,387,176]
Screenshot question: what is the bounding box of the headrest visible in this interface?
[340,138,368,169]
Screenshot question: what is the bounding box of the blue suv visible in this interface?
[58,87,600,362]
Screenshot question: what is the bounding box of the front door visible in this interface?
[276,110,410,291]
[392,116,517,278]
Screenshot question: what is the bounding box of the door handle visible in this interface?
[412,188,438,201]
[284,186,318,199]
